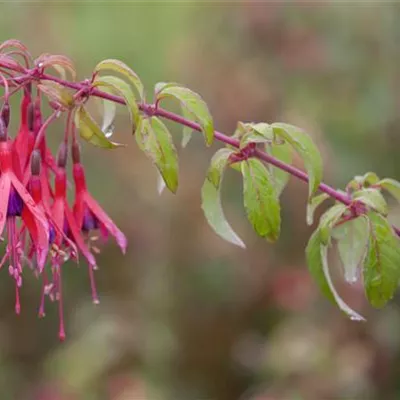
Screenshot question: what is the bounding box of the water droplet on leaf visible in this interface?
[103,124,114,138]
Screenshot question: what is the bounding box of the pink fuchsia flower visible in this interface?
[49,144,97,340]
[71,143,127,254]
[0,117,49,314]
[70,144,127,325]
[28,150,77,322]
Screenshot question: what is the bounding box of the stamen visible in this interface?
[15,284,20,315]
[7,217,23,314]
[38,271,47,318]
[88,264,99,305]
[57,266,66,341]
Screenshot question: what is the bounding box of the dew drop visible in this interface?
[103,124,114,138]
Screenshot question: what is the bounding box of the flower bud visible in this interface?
[56,142,68,168]
[1,103,10,128]
[0,116,7,142]
[71,142,81,164]
[30,149,41,176]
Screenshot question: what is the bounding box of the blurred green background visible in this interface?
[1,2,400,399]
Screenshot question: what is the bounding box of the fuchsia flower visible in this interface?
[0,90,128,340]
[28,150,77,333]
[0,44,129,340]
[0,116,49,314]
[43,143,98,340]
[71,143,127,255]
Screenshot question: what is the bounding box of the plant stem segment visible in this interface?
[1,67,399,236]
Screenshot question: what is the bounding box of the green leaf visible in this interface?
[266,140,292,197]
[363,212,400,308]
[306,229,365,321]
[319,204,347,245]
[232,122,248,142]
[240,123,274,148]
[93,75,140,135]
[201,148,245,248]
[272,122,323,199]
[378,178,400,203]
[306,230,333,300]
[206,149,234,187]
[306,193,330,226]
[181,107,196,148]
[156,83,214,146]
[333,216,369,284]
[348,172,380,190]
[74,106,125,149]
[154,81,180,95]
[94,59,144,100]
[353,188,388,215]
[136,117,178,193]
[157,172,166,195]
[241,158,280,242]
[229,160,242,173]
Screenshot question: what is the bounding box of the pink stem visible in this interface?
[2,67,398,236]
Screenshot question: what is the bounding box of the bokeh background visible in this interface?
[1,2,400,399]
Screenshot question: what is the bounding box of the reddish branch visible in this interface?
[1,64,400,237]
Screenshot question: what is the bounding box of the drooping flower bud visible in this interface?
[56,142,68,168]
[1,103,10,128]
[71,142,81,164]
[31,149,41,177]
[0,116,7,142]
